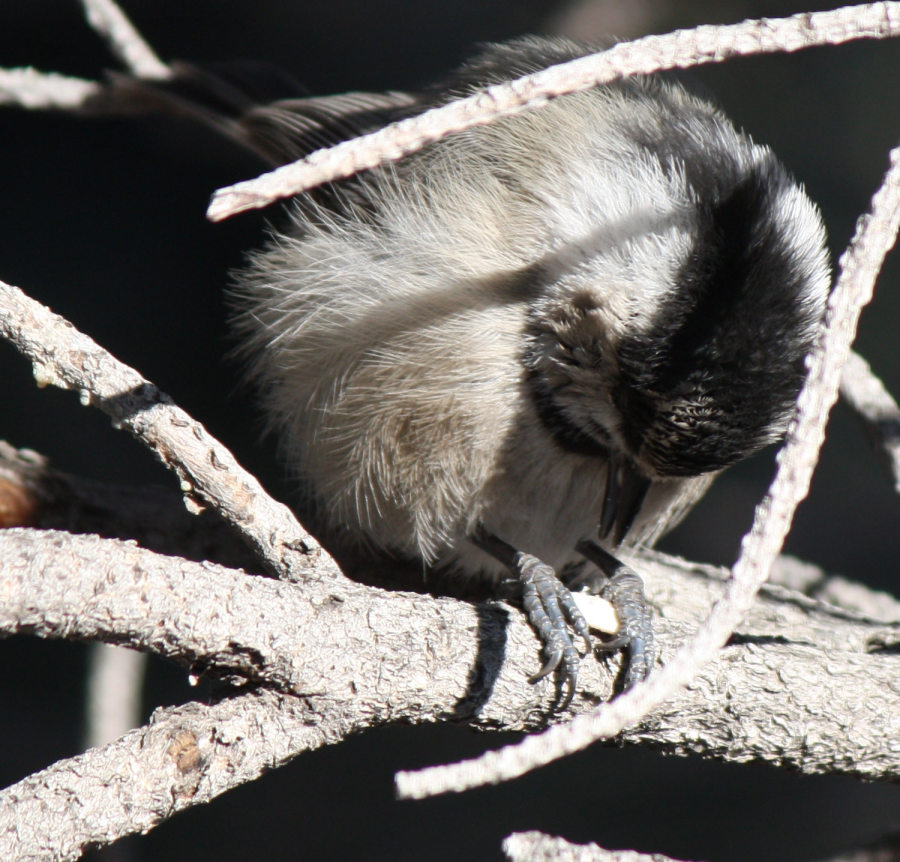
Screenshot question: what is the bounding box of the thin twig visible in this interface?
[0,280,337,583]
[841,350,900,493]
[207,1,900,220]
[395,145,900,799]
[80,0,170,79]
[0,67,100,108]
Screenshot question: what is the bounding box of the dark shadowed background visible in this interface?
[1,1,899,860]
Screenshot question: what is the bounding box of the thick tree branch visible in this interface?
[0,689,327,862]
[0,528,603,716]
[1,529,897,779]
[2,527,896,856]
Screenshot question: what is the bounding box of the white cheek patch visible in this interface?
[768,177,832,319]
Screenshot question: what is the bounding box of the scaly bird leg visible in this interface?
[472,525,592,707]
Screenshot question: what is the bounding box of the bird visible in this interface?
[102,36,832,702]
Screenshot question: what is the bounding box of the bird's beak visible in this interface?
[599,453,651,546]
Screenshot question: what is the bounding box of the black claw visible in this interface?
[528,648,562,684]
[521,568,565,680]
[593,632,630,652]
[558,671,577,710]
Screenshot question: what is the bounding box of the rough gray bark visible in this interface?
[0,690,326,862]
[0,526,897,858]
[2,529,898,752]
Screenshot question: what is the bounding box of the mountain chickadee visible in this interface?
[118,37,831,701]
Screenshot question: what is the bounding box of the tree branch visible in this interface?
[80,0,170,79]
[0,68,100,109]
[771,554,900,621]
[503,828,900,861]
[0,528,593,715]
[2,529,897,777]
[0,280,339,584]
[0,689,326,862]
[3,527,896,855]
[206,2,900,219]
[85,644,145,748]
